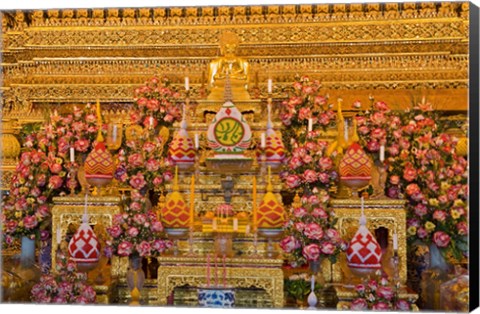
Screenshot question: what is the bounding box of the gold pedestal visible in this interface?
[156,255,284,308]
[329,199,408,284]
[51,195,124,278]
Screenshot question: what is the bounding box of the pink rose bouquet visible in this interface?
[106,189,172,258]
[2,105,101,242]
[350,276,414,311]
[31,252,96,304]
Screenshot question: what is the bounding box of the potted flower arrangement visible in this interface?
[284,272,322,308]
[31,251,96,304]
[105,189,172,258]
[350,275,414,311]
[130,76,182,134]
[382,99,468,261]
[105,189,172,303]
[2,105,102,267]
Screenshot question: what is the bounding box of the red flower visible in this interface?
[23,215,38,229]
[129,172,146,190]
[377,286,394,300]
[302,243,321,261]
[350,298,368,311]
[405,183,420,196]
[117,241,133,256]
[280,236,301,253]
[433,231,451,248]
[304,223,324,240]
[320,242,335,255]
[48,175,63,189]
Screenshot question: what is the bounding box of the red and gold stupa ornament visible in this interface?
[260,102,285,168]
[256,167,285,229]
[84,101,115,188]
[346,202,382,277]
[68,195,101,272]
[339,119,372,192]
[168,110,196,169]
[161,167,190,228]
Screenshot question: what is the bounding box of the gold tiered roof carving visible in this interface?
[0,2,469,121]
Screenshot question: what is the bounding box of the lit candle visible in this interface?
[56,226,61,245]
[267,78,272,94]
[185,76,189,91]
[190,174,195,229]
[212,218,217,231]
[308,118,313,132]
[70,147,75,163]
[206,254,210,287]
[112,125,118,143]
[252,176,257,231]
[380,145,385,162]
[233,218,238,232]
[260,133,266,149]
[393,232,398,251]
[194,133,200,150]
[223,254,227,287]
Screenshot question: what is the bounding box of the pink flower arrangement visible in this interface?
[115,76,181,192]
[106,189,172,258]
[280,188,347,267]
[279,76,336,150]
[2,105,101,242]
[350,276,414,311]
[131,76,182,131]
[31,252,96,304]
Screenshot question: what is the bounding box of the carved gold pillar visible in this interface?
[1,119,21,190]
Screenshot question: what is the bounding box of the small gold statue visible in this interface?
[207,31,250,101]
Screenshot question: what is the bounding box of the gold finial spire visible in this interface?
[266,166,273,193]
[292,192,301,209]
[96,99,104,143]
[349,117,360,144]
[223,73,233,102]
[173,166,179,192]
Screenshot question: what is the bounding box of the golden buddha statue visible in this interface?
[207,31,251,101]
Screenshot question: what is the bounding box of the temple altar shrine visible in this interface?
[0,2,473,312]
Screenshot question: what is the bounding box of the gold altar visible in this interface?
[0,2,471,310]
[156,256,284,308]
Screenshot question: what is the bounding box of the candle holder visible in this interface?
[67,163,78,195]
[391,250,400,285]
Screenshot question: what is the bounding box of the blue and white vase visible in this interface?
[198,287,235,308]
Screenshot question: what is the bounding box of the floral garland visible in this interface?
[31,251,96,304]
[350,275,414,311]
[105,189,172,258]
[2,105,101,242]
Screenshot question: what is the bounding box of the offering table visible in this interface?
[156,255,284,307]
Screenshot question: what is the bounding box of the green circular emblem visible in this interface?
[214,117,244,146]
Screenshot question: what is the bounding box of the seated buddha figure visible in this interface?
[207,31,251,101]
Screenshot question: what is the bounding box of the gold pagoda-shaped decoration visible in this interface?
[161,167,190,229]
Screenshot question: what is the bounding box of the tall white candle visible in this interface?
[267,79,273,94]
[380,145,385,162]
[112,125,118,142]
[393,232,398,250]
[311,274,315,290]
[56,226,61,245]
[194,133,200,150]
[185,76,190,91]
[260,133,266,149]
[308,118,313,132]
[149,116,154,127]
[70,147,75,162]
[344,120,349,141]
